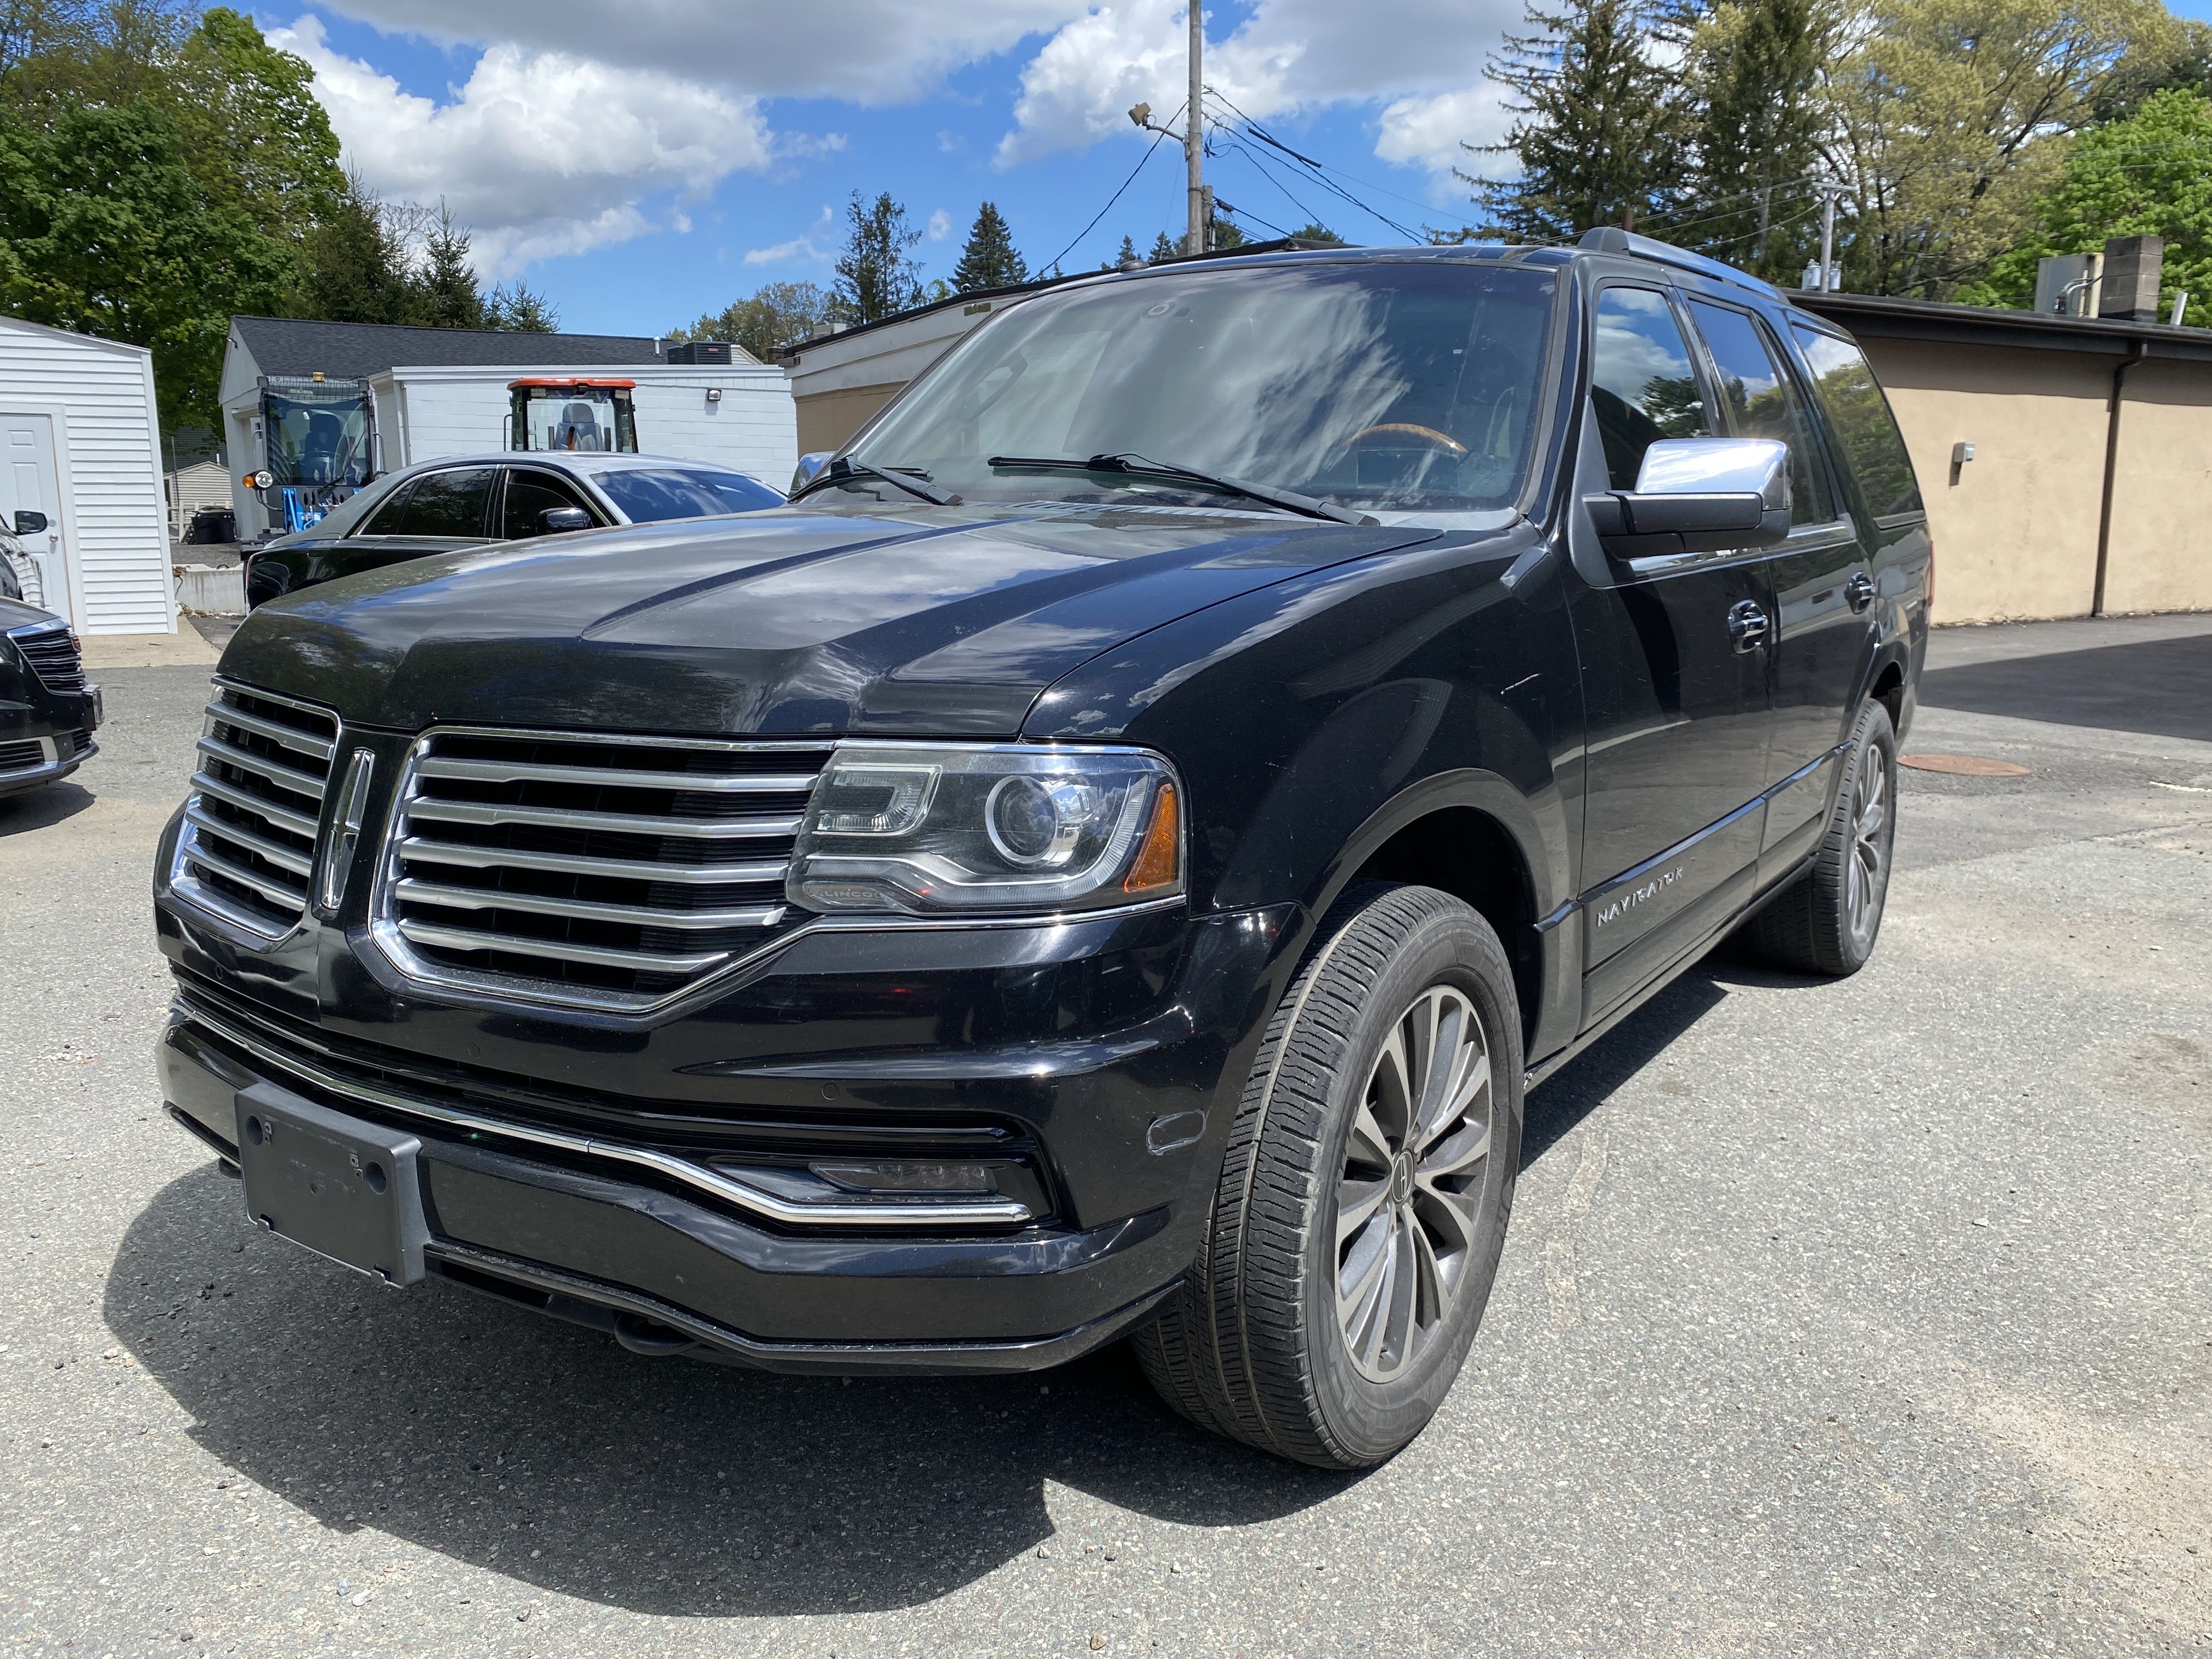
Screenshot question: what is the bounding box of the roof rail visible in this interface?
[1578,227,1783,301]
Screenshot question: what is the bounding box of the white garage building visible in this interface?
[219,317,797,540]
[0,315,177,634]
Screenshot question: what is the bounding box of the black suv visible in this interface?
[153,232,1928,1469]
[2,598,100,798]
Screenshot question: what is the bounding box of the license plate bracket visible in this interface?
[234,1083,427,1286]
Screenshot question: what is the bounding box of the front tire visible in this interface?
[1743,698,1898,975]
[1133,883,1523,1469]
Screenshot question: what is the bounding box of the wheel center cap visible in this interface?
[1389,1150,1416,1206]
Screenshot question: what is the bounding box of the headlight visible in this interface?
[788,743,1183,917]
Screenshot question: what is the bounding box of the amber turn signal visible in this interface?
[1122,780,1181,895]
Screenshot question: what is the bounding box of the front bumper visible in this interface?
[0,729,96,797]
[154,902,1297,1373]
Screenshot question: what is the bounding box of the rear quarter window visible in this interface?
[1791,326,1924,520]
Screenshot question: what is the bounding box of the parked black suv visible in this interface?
[153,232,1928,1468]
[2,599,99,798]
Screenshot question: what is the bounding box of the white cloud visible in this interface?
[995,0,1520,193]
[275,15,773,273]
[744,205,836,267]
[315,0,1093,105]
[927,208,955,240]
[1375,86,1512,178]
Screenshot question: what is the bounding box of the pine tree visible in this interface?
[1677,0,1827,278]
[411,202,485,329]
[1147,230,1180,263]
[1464,0,1685,242]
[1290,222,1346,244]
[486,279,558,332]
[952,201,1028,291]
[830,191,926,324]
[1101,233,1139,271]
[295,168,415,324]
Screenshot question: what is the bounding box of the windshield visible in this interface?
[262,383,371,488]
[842,262,1557,515]
[595,467,781,522]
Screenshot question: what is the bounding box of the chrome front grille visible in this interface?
[375,728,831,1008]
[9,622,84,692]
[173,685,339,937]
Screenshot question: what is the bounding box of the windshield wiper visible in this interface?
[986,453,1372,526]
[791,457,956,506]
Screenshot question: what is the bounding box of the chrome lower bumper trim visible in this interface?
[172,998,1035,1231]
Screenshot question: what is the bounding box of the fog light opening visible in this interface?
[808,1160,1000,1196]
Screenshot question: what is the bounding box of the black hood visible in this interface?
[0,595,62,633]
[220,505,1444,736]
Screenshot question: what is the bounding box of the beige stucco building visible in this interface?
[1801,294,2212,624]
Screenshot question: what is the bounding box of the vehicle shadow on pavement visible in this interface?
[105,1167,1356,1616]
[1917,633,2212,743]
[0,779,93,836]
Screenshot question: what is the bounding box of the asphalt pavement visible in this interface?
[3,614,2207,1656]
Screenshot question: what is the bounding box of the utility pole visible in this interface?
[1815,180,1846,293]
[1186,1,1205,256]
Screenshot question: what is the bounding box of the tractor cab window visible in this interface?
[261,380,373,487]
[509,382,639,454]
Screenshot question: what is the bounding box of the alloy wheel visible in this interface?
[1334,984,1495,1383]
[1846,741,1891,946]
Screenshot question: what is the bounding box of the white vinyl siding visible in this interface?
[369,365,797,490]
[0,315,174,634]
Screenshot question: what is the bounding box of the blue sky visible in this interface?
[260,1,2212,339]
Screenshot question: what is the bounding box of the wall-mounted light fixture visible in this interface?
[706,387,723,403]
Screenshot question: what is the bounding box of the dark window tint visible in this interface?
[366,467,496,538]
[1590,287,1712,490]
[357,478,417,536]
[594,468,780,522]
[501,469,596,539]
[1791,328,1924,518]
[1688,301,1833,524]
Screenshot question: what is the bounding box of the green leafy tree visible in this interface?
[1289,222,1346,243]
[167,8,343,240]
[952,201,1028,291]
[486,279,558,332]
[1961,87,2212,324]
[669,279,831,360]
[1675,0,1829,279]
[0,99,290,426]
[830,190,926,325]
[1820,0,2181,297]
[2092,15,2212,120]
[1466,0,1685,241]
[1210,216,1246,250]
[1147,230,1180,263]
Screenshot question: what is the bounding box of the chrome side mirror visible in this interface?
[538,506,591,534]
[1584,437,1791,557]
[791,451,833,493]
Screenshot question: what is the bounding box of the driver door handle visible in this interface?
[1846,571,1876,612]
[1726,599,1771,654]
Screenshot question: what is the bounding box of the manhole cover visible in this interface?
[1899,753,2032,777]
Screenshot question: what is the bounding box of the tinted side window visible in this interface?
[1590,287,1712,490]
[1791,327,1925,518]
[502,469,595,539]
[357,478,418,536]
[594,468,782,522]
[369,468,497,538]
[1688,300,1833,524]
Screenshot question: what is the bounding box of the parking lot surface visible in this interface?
[3,614,2207,1656]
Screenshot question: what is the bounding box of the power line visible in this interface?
[1037,101,1186,276]
[1201,89,1425,241]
